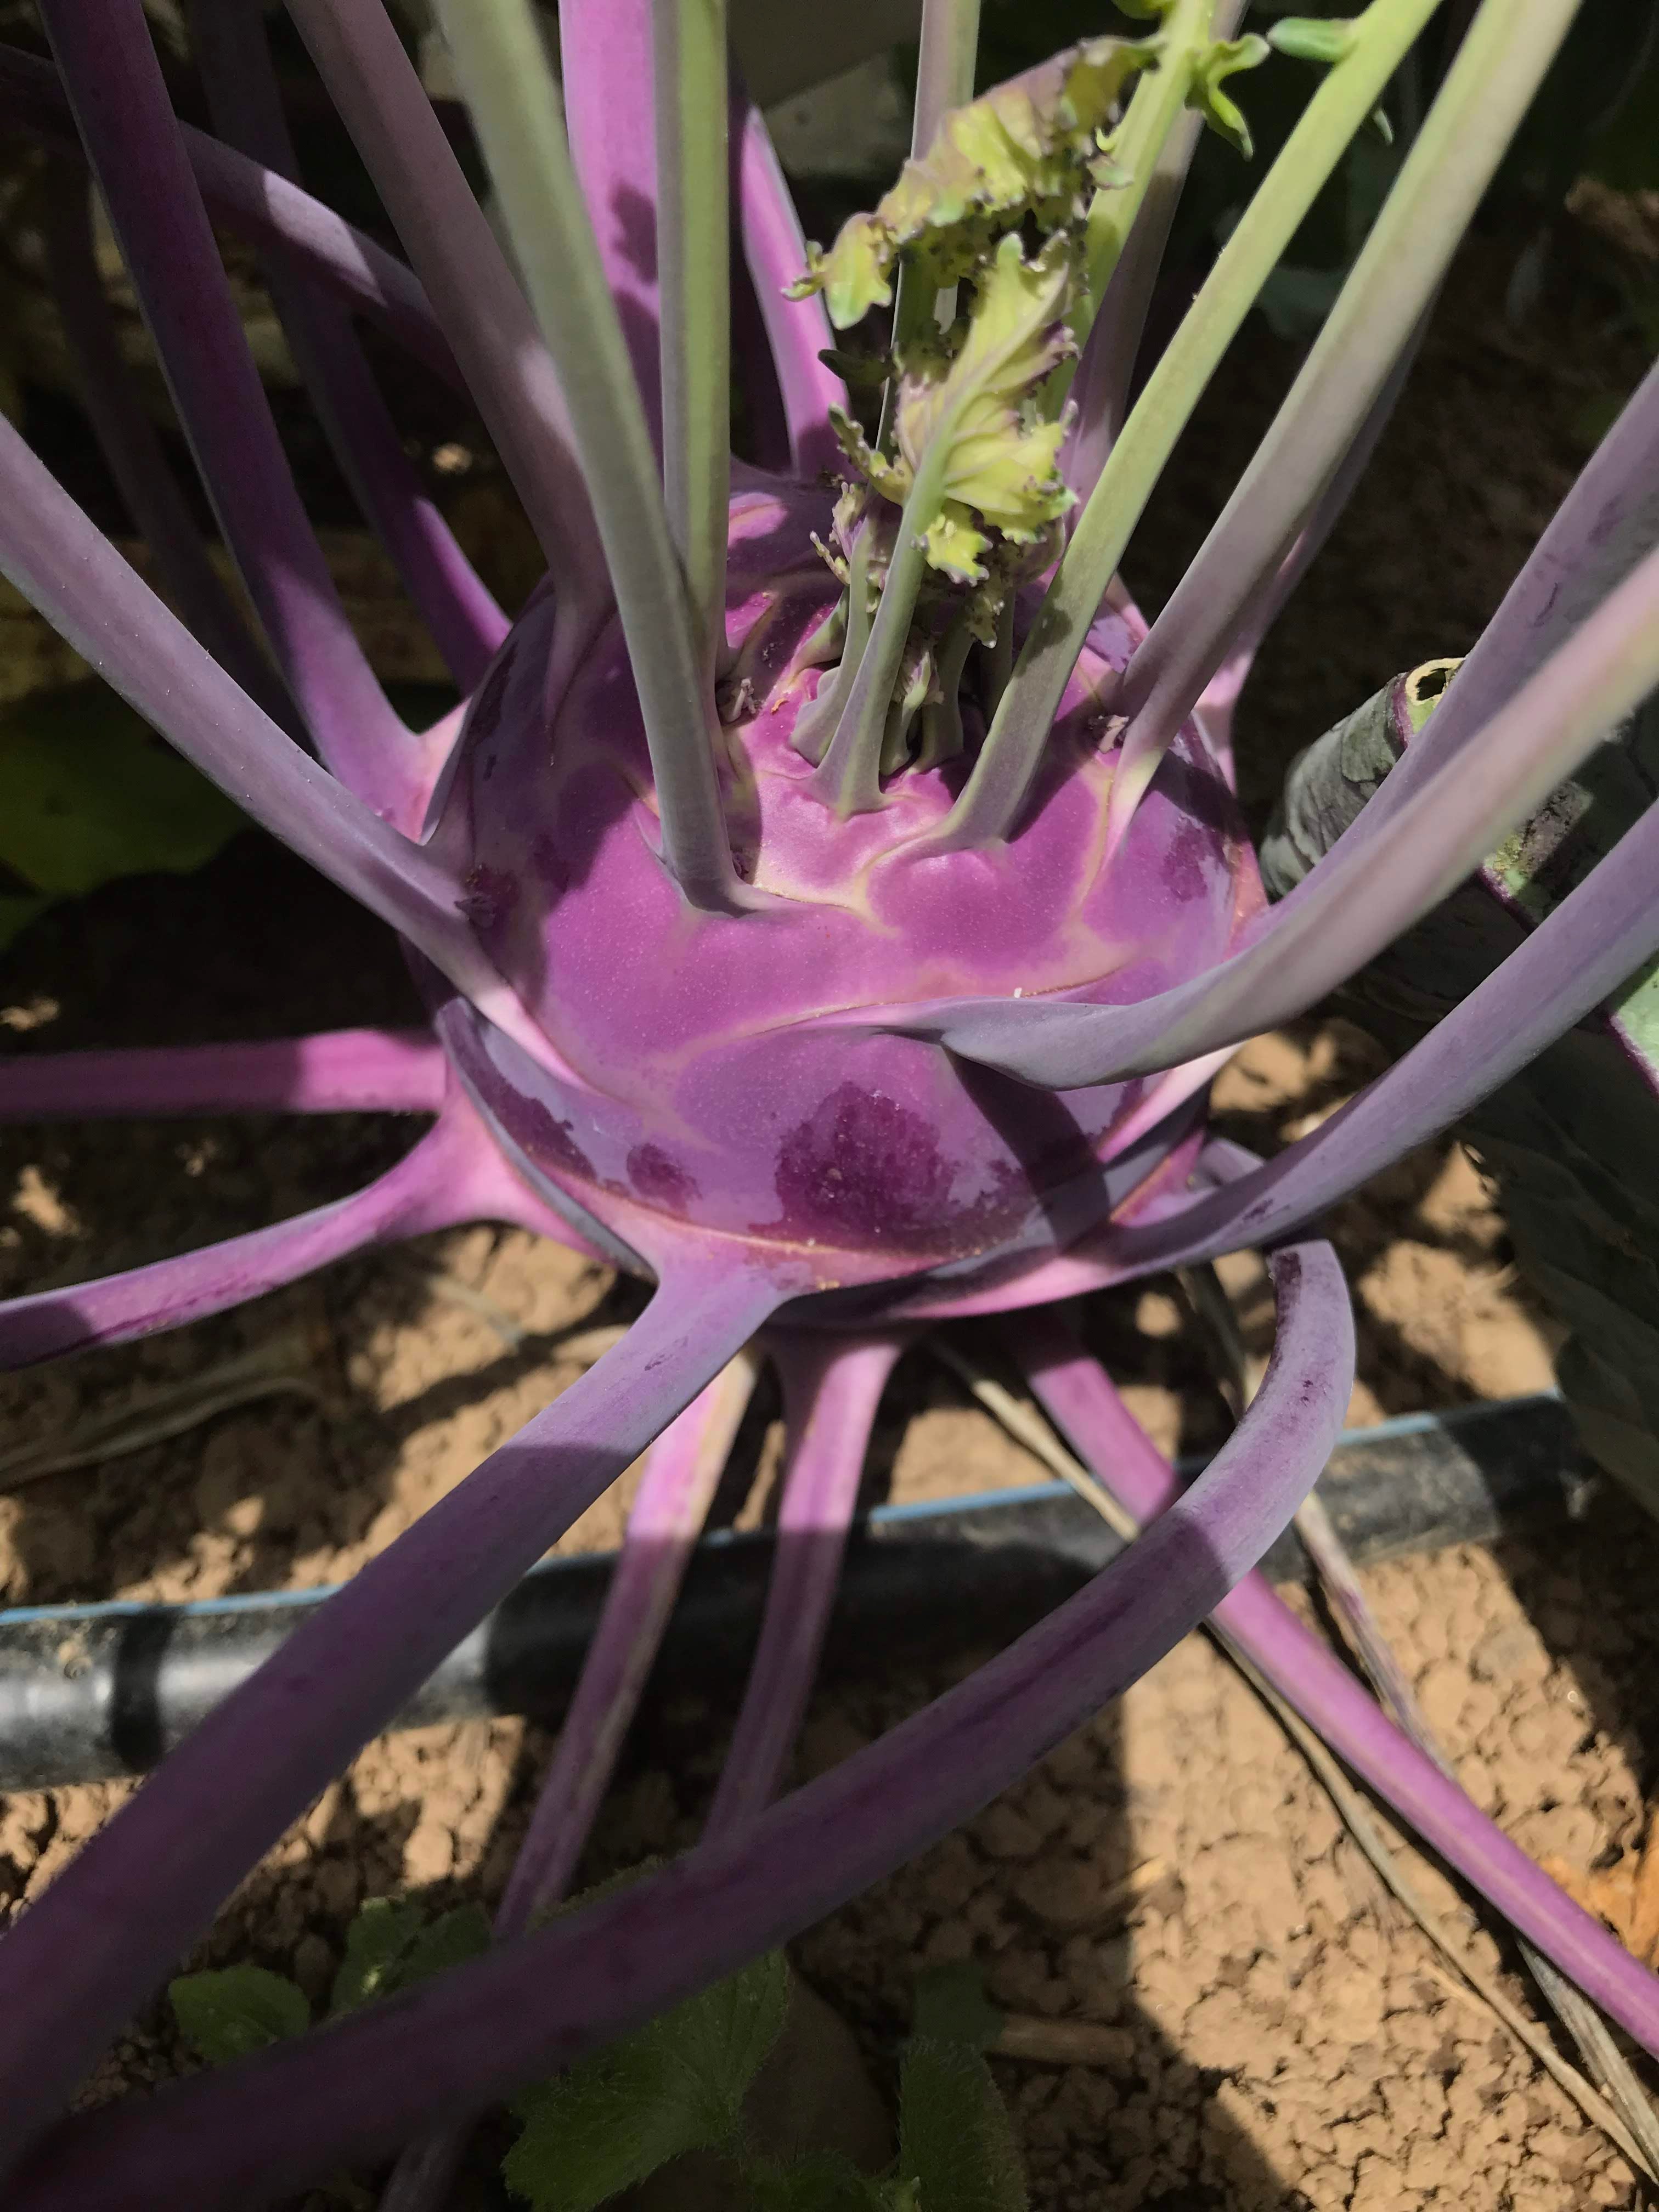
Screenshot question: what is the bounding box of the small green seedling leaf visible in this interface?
[0,682,245,905]
[328,1895,492,2015]
[891,1963,1024,2212]
[911,1961,1005,2056]
[896,2040,1028,2212]
[504,1948,791,2211]
[169,1965,310,2062]
[747,2149,892,2212]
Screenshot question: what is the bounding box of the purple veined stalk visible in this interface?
[0,0,1655,2196]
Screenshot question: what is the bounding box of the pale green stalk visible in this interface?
[877,0,983,455]
[654,0,730,687]
[1058,0,1218,395]
[811,499,934,814]
[435,0,740,909]
[1101,0,1583,855]
[930,0,1444,850]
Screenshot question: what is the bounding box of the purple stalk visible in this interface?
[40,0,419,827]
[190,0,507,697]
[731,83,844,480]
[1335,351,1659,856]
[704,1331,905,1832]
[560,0,663,460]
[285,0,605,615]
[1164,317,1427,790]
[4,1238,1351,2206]
[0,1030,447,1124]
[879,539,1659,1088]
[382,1348,765,2212]
[0,43,464,390]
[1010,1310,1659,2058]
[1110,769,1659,1270]
[0,1259,785,2171]
[0,406,555,1069]
[40,169,290,729]
[0,1102,493,1369]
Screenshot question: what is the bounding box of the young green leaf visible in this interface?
[910,1961,1005,2056]
[168,1965,310,2063]
[1187,36,1272,159]
[791,37,1154,328]
[895,2039,1029,2212]
[746,2148,892,2212]
[832,235,1077,591]
[0,682,246,904]
[504,1949,791,2211]
[328,1896,492,2015]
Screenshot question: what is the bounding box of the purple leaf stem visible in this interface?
[1334,352,1659,860]
[5,1239,1350,2207]
[1177,317,1426,791]
[41,170,291,729]
[1010,1308,1659,2058]
[704,1330,905,1833]
[0,1029,447,1124]
[0,407,556,1070]
[286,0,605,611]
[560,0,662,460]
[40,0,418,826]
[380,1348,767,2212]
[501,1351,767,1929]
[1107,777,1659,1272]
[0,1258,785,2172]
[875,539,1659,1089]
[732,82,844,480]
[191,0,507,696]
[0,1101,475,1370]
[0,43,464,389]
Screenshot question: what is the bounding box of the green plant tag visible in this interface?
[504,1948,791,2211]
[168,1964,310,2062]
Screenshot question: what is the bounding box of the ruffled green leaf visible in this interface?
[791,37,1155,328]
[1187,35,1271,159]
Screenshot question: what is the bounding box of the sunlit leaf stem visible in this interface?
[434,0,742,910]
[930,0,1444,851]
[654,0,731,687]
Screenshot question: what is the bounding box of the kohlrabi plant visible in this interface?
[2,0,1659,2205]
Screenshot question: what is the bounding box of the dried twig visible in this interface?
[0,1323,330,1494]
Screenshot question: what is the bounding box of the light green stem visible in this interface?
[435,0,738,910]
[934,0,1444,850]
[877,0,983,455]
[1102,0,1585,852]
[1057,0,1218,399]
[654,0,730,687]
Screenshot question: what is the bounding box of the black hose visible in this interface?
[0,1393,1587,1792]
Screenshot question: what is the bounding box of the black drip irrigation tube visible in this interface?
[0,1393,1590,1792]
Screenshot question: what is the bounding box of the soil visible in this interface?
[0,191,1656,2210]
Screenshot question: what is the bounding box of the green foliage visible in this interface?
[792,37,1155,329]
[168,1964,310,2063]
[504,1948,789,2210]
[330,1893,492,2015]
[830,235,1077,594]
[0,681,247,952]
